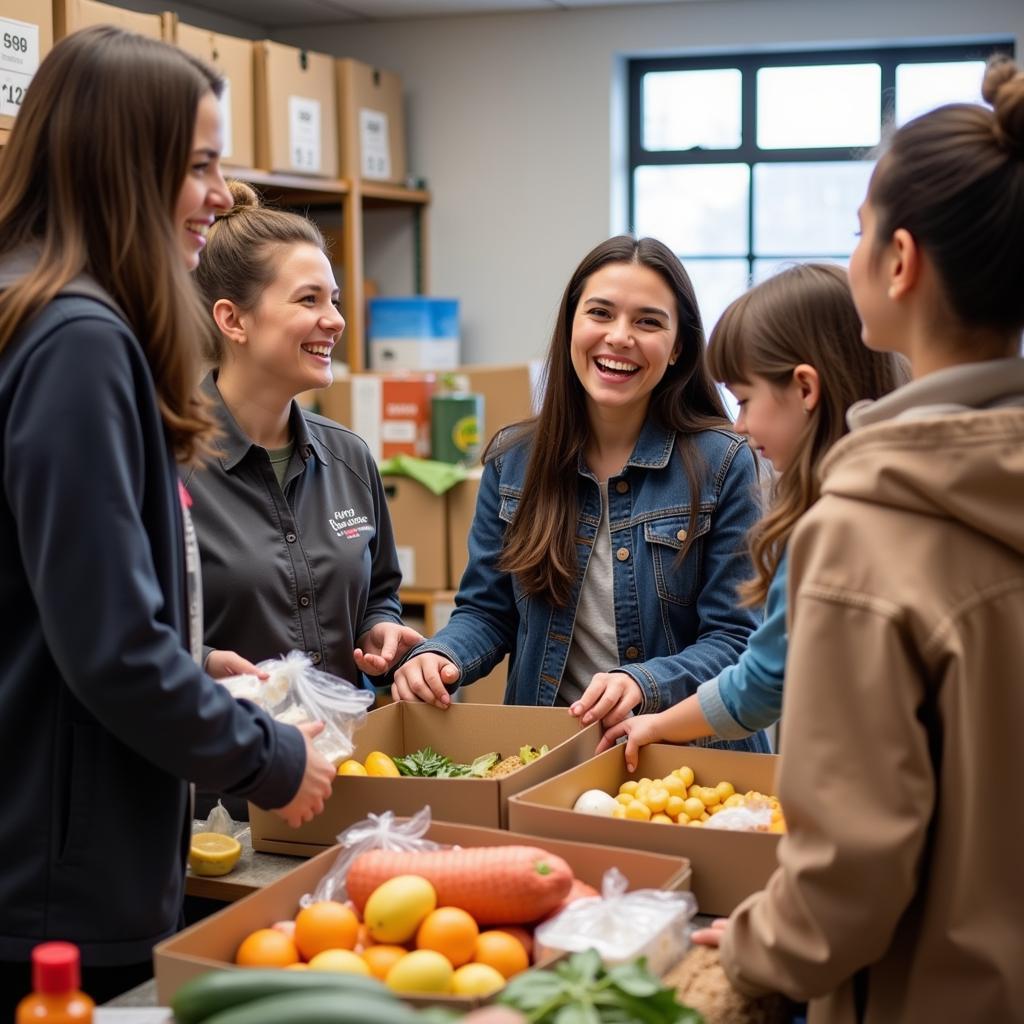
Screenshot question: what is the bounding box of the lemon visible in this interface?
[651,813,674,824]
[385,950,454,994]
[716,781,736,802]
[451,962,506,997]
[682,797,705,821]
[661,775,687,799]
[618,780,638,796]
[307,950,372,975]
[623,800,651,822]
[364,751,400,777]
[643,786,670,813]
[665,795,686,820]
[337,759,368,776]
[189,832,241,877]
[364,875,437,943]
[674,765,695,789]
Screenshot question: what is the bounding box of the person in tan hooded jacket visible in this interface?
[692,55,1024,1023]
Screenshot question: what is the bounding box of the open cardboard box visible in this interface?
[155,820,691,1011]
[250,702,601,854]
[509,743,781,917]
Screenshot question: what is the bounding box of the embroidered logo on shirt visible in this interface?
[329,508,372,539]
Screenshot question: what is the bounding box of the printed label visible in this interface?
[0,17,40,119]
[289,95,321,173]
[359,108,391,180]
[381,420,417,443]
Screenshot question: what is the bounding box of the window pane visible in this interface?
[684,258,750,339]
[754,161,872,256]
[757,64,881,148]
[752,257,848,285]
[896,61,986,125]
[643,69,742,150]
[634,164,749,255]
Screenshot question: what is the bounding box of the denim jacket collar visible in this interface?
[575,416,676,477]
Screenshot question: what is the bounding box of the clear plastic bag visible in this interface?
[301,807,447,907]
[705,803,773,832]
[219,650,374,767]
[192,798,250,845]
[534,866,698,977]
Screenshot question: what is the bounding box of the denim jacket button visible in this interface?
[676,528,688,542]
[615,480,629,494]
[616,547,630,561]
[625,645,639,659]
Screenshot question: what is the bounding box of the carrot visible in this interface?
[346,846,573,925]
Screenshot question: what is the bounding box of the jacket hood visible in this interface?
[819,406,1024,557]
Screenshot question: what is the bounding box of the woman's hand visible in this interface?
[570,672,643,729]
[205,649,269,681]
[354,622,425,676]
[594,712,666,771]
[271,721,336,827]
[392,653,460,708]
[690,917,729,947]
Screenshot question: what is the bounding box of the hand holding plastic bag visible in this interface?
[302,807,447,907]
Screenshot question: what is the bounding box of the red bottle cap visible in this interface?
[32,942,81,994]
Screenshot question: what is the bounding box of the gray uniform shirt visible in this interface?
[183,374,403,688]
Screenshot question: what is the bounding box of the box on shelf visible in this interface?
[249,702,602,853]
[383,474,447,590]
[509,743,781,917]
[253,39,338,178]
[154,820,691,1010]
[447,468,480,589]
[337,56,406,185]
[53,0,162,39]
[317,372,435,461]
[0,2,52,131]
[368,297,459,372]
[455,362,545,445]
[167,16,254,169]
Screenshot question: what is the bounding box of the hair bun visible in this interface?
[983,54,1024,157]
[218,179,262,220]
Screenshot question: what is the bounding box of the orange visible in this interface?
[294,901,360,960]
[415,906,479,967]
[362,944,409,980]
[473,930,529,979]
[235,928,300,967]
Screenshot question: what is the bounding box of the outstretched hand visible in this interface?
[354,622,425,676]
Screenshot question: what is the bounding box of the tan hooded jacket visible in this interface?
[720,359,1024,1023]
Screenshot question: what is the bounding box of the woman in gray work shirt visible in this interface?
[186,180,422,694]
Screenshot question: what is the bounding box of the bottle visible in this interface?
[16,942,94,1022]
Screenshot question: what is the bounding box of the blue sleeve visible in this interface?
[6,317,304,808]
[698,548,789,737]
[617,442,763,713]
[405,455,516,685]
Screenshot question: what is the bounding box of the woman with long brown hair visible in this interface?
[596,264,907,768]
[393,236,768,752]
[0,27,334,1010]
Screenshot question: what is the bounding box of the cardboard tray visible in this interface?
[250,702,601,853]
[154,820,692,1011]
[508,743,781,917]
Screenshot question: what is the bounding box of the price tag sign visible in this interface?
[0,16,40,119]
[360,108,391,180]
[288,95,321,173]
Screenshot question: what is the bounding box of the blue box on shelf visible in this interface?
[368,296,460,371]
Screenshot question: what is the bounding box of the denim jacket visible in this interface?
[417,416,770,753]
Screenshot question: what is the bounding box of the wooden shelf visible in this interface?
[400,588,457,635]
[0,127,9,148]
[361,181,431,206]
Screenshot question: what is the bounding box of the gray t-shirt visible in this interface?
[559,481,618,706]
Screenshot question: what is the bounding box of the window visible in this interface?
[629,42,1014,338]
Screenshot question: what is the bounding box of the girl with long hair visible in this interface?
[596,264,906,768]
[692,56,1024,1022]
[0,28,334,1010]
[393,235,768,753]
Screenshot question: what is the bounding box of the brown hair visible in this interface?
[708,264,908,606]
[0,26,222,464]
[868,54,1024,338]
[193,180,326,361]
[491,235,731,608]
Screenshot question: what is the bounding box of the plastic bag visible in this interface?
[219,650,374,767]
[705,803,773,832]
[534,867,698,976]
[302,807,447,908]
[192,798,250,845]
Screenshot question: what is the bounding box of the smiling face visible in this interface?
[174,91,231,270]
[569,261,678,423]
[235,242,345,395]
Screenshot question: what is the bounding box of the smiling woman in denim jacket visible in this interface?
[393,236,768,752]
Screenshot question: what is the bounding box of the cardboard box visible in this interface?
[383,474,447,590]
[0,1,52,131]
[168,17,254,169]
[369,297,459,372]
[53,0,161,39]
[456,362,545,446]
[253,39,338,178]
[337,56,406,184]
[154,820,691,1010]
[317,372,435,461]
[447,468,480,589]
[249,702,603,853]
[509,743,781,916]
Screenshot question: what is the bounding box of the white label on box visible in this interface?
[369,338,459,372]
[288,95,321,173]
[219,78,233,160]
[0,17,40,119]
[395,545,416,586]
[359,108,391,180]
[351,375,383,461]
[381,420,417,443]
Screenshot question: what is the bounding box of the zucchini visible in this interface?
[200,990,425,1024]
[171,969,396,1024]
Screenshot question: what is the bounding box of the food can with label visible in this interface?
[431,393,484,465]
